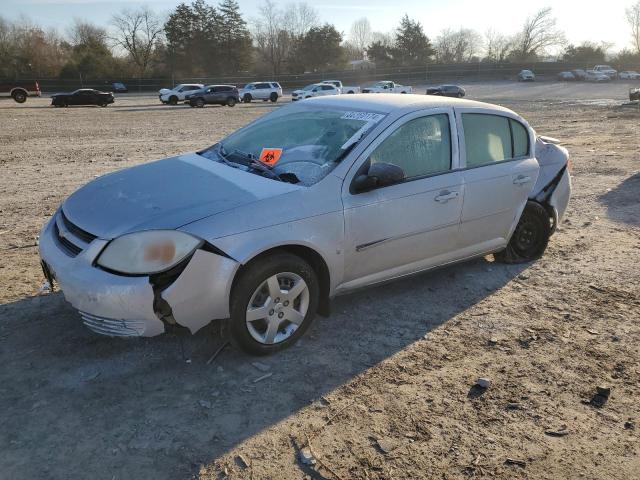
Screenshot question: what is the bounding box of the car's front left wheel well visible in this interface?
[232,245,331,317]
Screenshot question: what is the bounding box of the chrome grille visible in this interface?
[54,211,96,257]
[80,312,146,336]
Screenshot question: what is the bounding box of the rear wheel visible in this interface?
[229,253,319,355]
[495,201,551,264]
[226,97,236,107]
[270,92,278,102]
[196,98,205,108]
[12,90,27,103]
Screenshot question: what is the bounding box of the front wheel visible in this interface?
[495,201,551,264]
[168,96,178,105]
[229,252,319,355]
[12,91,27,103]
[243,93,252,103]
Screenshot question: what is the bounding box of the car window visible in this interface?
[321,85,334,90]
[369,114,452,180]
[510,119,529,157]
[256,83,270,89]
[462,114,529,167]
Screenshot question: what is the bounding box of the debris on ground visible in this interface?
[253,372,273,383]
[591,386,611,408]
[375,437,397,454]
[251,361,271,372]
[235,454,249,469]
[504,458,527,468]
[299,447,316,465]
[545,426,570,437]
[476,378,492,389]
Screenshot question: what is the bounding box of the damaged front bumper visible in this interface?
[38,214,239,337]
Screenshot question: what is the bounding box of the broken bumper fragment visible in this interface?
[38,214,239,337]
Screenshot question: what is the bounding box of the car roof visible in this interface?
[305,93,513,115]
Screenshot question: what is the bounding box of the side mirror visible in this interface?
[353,162,405,193]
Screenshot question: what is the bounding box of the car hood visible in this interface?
[62,152,301,239]
[158,88,174,94]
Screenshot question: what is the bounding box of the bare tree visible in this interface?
[349,17,372,58]
[627,1,640,54]
[252,0,318,75]
[484,29,513,62]
[512,7,565,61]
[110,7,163,77]
[435,28,482,63]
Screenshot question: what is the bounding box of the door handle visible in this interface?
[434,191,459,203]
[513,175,532,185]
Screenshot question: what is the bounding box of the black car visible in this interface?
[51,89,115,107]
[630,88,640,102]
[186,85,239,107]
[111,82,128,93]
[426,85,466,98]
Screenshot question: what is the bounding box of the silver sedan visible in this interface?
[39,94,571,355]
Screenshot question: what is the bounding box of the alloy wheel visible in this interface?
[245,272,310,345]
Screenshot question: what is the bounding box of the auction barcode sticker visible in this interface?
[341,111,385,122]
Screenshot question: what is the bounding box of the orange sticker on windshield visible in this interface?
[259,148,283,166]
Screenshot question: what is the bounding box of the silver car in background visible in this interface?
[39,95,571,355]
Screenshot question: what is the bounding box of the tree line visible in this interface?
[1,1,640,81]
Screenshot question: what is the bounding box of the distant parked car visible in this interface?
[362,81,412,94]
[51,89,114,107]
[517,70,535,82]
[0,80,40,103]
[238,82,282,103]
[619,71,640,80]
[557,71,575,81]
[159,84,204,105]
[592,65,618,79]
[321,80,360,94]
[186,85,239,107]
[426,85,466,98]
[111,82,128,93]
[571,69,587,80]
[585,71,611,83]
[630,88,640,101]
[291,83,340,101]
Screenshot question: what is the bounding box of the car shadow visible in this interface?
[599,173,640,226]
[0,256,527,479]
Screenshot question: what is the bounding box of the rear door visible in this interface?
[455,109,539,254]
[341,108,465,289]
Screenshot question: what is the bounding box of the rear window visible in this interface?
[462,114,529,167]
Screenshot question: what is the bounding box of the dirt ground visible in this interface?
[0,82,639,480]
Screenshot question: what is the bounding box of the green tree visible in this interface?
[218,0,252,72]
[562,42,606,65]
[392,15,434,66]
[366,40,394,67]
[290,23,343,72]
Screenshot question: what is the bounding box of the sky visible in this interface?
[2,0,636,52]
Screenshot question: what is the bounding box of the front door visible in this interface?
[340,109,465,290]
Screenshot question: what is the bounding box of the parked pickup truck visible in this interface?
[0,80,41,103]
[321,80,360,94]
[361,81,412,94]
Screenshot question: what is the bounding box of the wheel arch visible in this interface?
[231,243,332,317]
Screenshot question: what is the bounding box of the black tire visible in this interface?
[12,90,27,103]
[229,252,319,355]
[243,93,252,103]
[99,102,107,107]
[168,96,178,105]
[196,98,205,108]
[226,97,236,107]
[269,92,278,102]
[495,201,551,264]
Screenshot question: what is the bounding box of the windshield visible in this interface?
[302,84,317,91]
[199,105,386,186]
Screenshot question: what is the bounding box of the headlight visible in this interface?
[97,230,202,275]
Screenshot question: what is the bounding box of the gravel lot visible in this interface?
[0,82,639,479]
